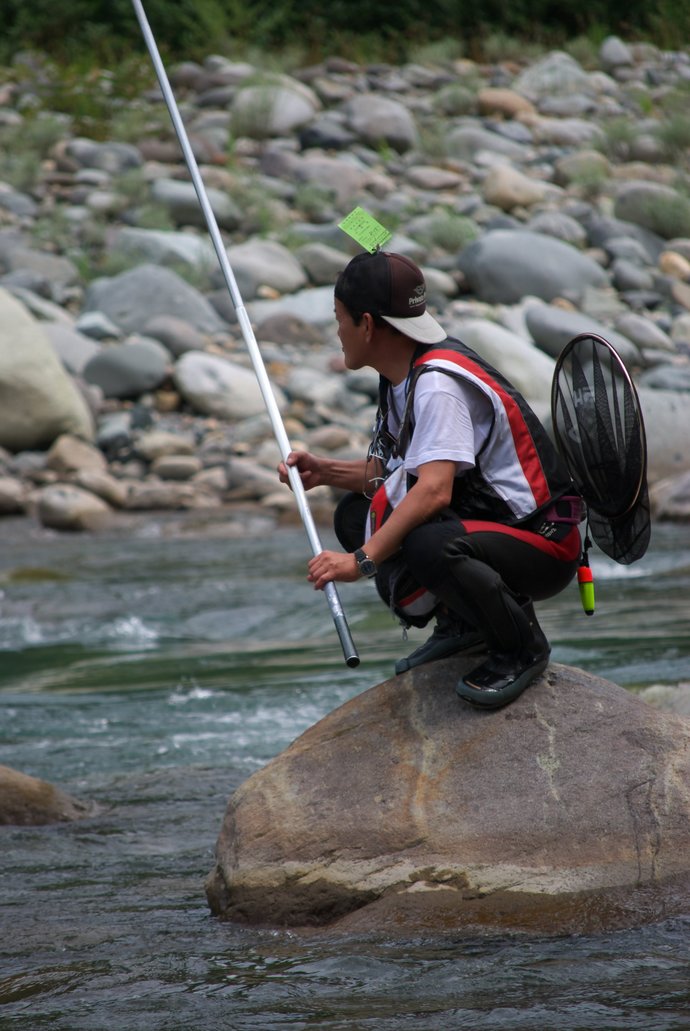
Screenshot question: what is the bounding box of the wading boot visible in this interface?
[395,610,484,675]
[456,600,551,709]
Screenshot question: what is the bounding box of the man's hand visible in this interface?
[308,550,360,590]
[277,450,323,491]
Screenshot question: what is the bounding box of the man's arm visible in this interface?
[278,450,381,495]
[306,459,456,589]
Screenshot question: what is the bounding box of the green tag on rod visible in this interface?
[338,207,392,253]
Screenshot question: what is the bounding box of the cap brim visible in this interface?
[381,311,447,344]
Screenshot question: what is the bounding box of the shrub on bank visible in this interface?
[3,0,690,65]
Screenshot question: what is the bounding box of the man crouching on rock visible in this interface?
[278,250,582,708]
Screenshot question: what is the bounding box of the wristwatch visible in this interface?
[354,548,377,578]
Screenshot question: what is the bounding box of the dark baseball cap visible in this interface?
[335,251,446,344]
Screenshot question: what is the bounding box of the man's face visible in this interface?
[334,298,369,370]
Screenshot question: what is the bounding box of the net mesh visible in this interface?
[552,333,650,565]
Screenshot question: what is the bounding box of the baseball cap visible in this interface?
[335,251,447,344]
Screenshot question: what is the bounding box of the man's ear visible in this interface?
[361,312,376,338]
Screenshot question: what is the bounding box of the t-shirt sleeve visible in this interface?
[403,372,480,476]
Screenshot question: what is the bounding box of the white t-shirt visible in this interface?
[386,368,494,477]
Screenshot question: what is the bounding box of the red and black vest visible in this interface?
[377,337,576,528]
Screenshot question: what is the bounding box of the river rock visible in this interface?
[344,94,419,152]
[65,137,143,173]
[0,229,80,296]
[638,387,690,480]
[150,178,241,232]
[173,350,287,420]
[524,302,642,366]
[650,471,690,520]
[0,475,27,514]
[151,454,203,480]
[613,181,690,240]
[599,36,635,73]
[46,433,107,475]
[0,764,94,825]
[206,661,690,934]
[224,239,308,299]
[123,479,200,510]
[111,227,217,280]
[83,265,228,335]
[457,230,608,305]
[446,316,555,407]
[142,314,207,357]
[44,321,101,376]
[295,242,350,286]
[0,288,95,451]
[231,78,320,138]
[83,338,171,399]
[35,483,111,531]
[134,429,196,460]
[512,51,594,100]
[481,165,554,212]
[446,125,531,163]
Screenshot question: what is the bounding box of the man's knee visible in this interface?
[402,520,463,588]
[333,492,369,551]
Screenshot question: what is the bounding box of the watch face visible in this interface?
[355,550,376,577]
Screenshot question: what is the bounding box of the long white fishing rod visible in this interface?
[131,0,359,667]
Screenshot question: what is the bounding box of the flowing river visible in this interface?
[1,510,689,1030]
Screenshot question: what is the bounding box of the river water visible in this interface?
[1,510,689,1030]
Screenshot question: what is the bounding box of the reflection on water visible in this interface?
[0,514,689,1029]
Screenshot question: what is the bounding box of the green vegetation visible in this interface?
[597,116,638,161]
[0,113,67,191]
[415,210,480,253]
[633,190,690,239]
[2,0,690,67]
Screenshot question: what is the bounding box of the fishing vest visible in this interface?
[367,337,576,538]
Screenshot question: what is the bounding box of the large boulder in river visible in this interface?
[0,288,95,451]
[206,661,690,935]
[0,765,94,825]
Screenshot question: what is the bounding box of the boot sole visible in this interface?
[456,657,550,709]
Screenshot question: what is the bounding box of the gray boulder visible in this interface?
[44,321,101,376]
[173,351,287,420]
[83,265,228,335]
[613,181,690,240]
[639,387,690,480]
[150,178,241,232]
[83,339,171,399]
[0,764,94,825]
[512,51,593,100]
[0,229,80,294]
[142,315,207,357]
[446,125,531,163]
[457,230,608,304]
[35,484,112,532]
[0,476,27,514]
[231,78,320,138]
[224,239,308,299]
[524,302,641,366]
[446,316,555,407]
[599,35,634,72]
[65,137,143,173]
[0,288,95,451]
[344,94,419,153]
[111,227,217,280]
[206,661,690,935]
[245,285,336,327]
